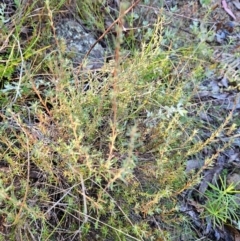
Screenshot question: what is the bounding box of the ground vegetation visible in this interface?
[1,0,240,240]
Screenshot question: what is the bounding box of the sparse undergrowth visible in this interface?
[0,1,240,240]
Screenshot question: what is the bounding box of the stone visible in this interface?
[56,19,105,69]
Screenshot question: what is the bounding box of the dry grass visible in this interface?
[0,1,238,240]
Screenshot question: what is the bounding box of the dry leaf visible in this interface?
[188,199,204,213]
[233,0,240,10]
[199,164,224,196]
[211,93,229,99]
[222,0,237,20]
[220,77,229,88]
[228,152,240,163]
[210,80,220,93]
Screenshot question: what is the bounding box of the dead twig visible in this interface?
[77,0,141,72]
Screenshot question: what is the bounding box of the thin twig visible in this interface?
[31,80,51,116]
[5,113,31,226]
[77,0,141,71]
[12,35,24,104]
[80,175,88,225]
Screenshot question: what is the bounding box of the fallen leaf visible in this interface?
[228,152,240,163]
[204,216,212,235]
[194,91,211,98]
[199,164,224,196]
[211,93,229,99]
[188,199,204,213]
[233,0,240,10]
[220,77,229,88]
[222,0,237,20]
[209,80,220,93]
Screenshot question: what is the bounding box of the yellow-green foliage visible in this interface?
[0,1,236,240]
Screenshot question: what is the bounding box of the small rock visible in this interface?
[56,19,105,69]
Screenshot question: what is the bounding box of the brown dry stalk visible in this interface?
[31,80,51,116]
[77,0,141,72]
[107,2,125,161]
[106,1,140,162]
